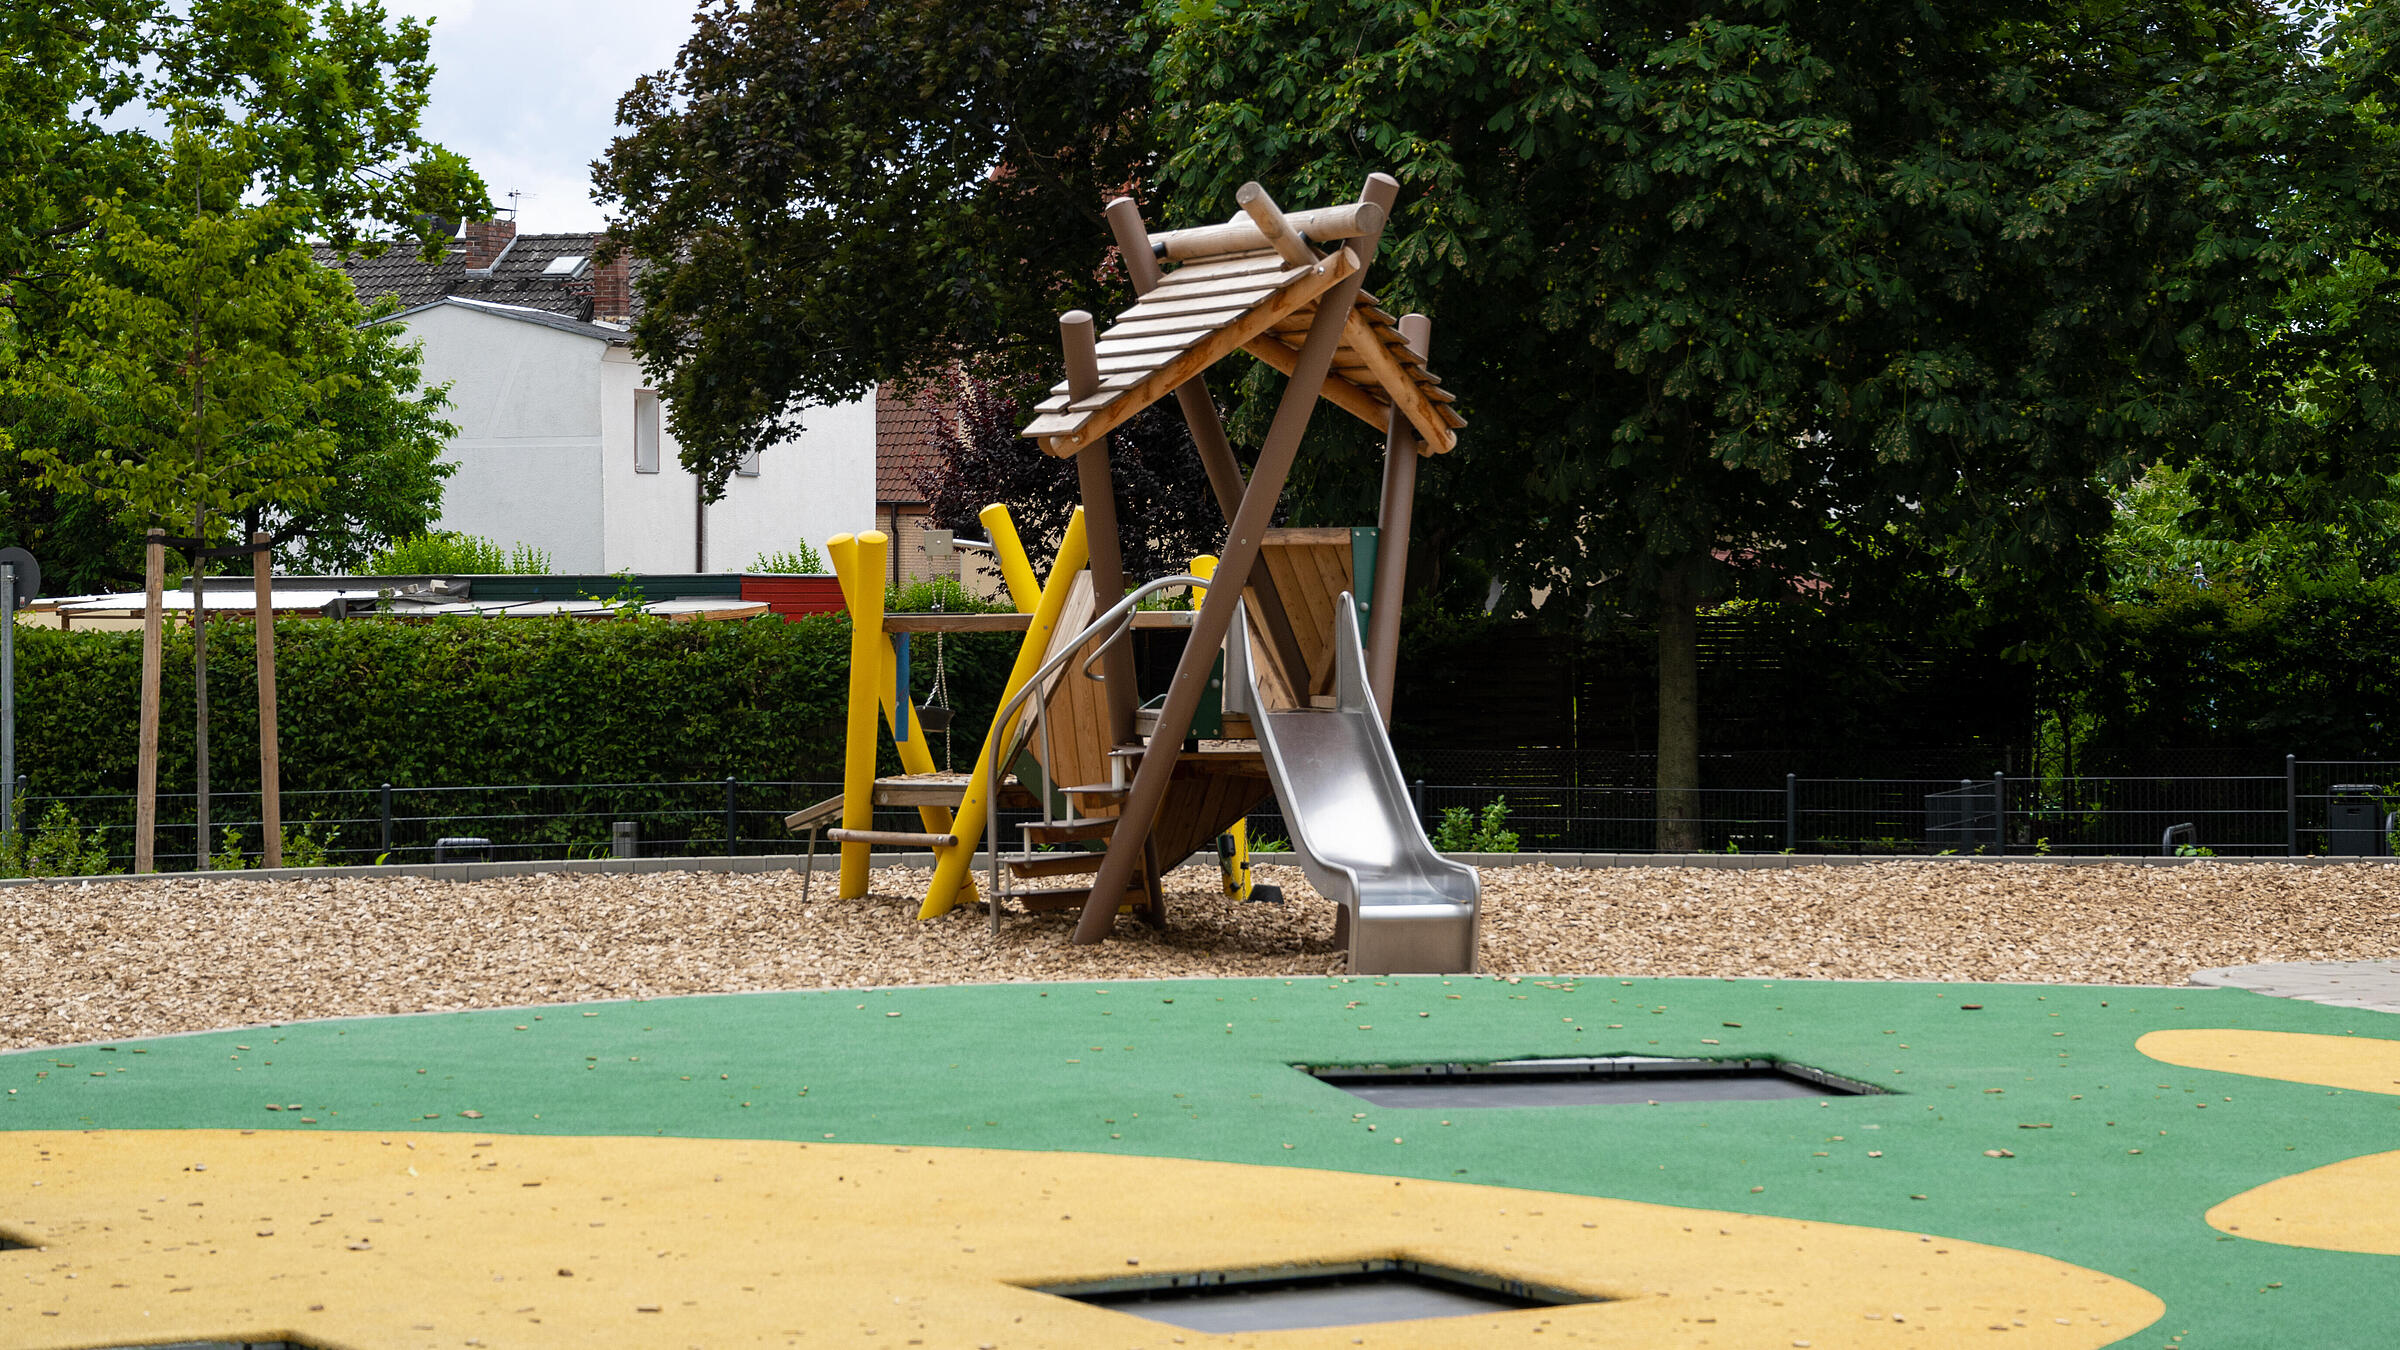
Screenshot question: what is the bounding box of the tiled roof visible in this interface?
[876,383,954,505]
[320,232,627,321]
[386,296,630,345]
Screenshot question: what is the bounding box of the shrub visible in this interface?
[365,532,550,575]
[0,800,115,878]
[1431,798,1519,853]
[751,542,828,574]
[886,576,1007,614]
[11,613,1018,822]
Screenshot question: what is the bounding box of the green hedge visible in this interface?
[18,614,1017,803]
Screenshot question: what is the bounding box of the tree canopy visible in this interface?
[597,0,2400,840]
[595,0,1154,495]
[0,0,487,588]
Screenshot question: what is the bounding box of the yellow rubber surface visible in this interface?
[1,1130,2161,1349]
[2136,1028,2400,1096]
[2207,1150,2400,1256]
[2137,1029,2400,1256]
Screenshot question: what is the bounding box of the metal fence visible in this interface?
[14,755,2400,873]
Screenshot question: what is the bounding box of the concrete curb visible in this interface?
[3,848,2392,889]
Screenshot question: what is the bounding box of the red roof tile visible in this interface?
[876,383,954,505]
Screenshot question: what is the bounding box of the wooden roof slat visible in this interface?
[1026,247,1361,456]
[1131,264,1315,305]
[1103,306,1259,343]
[1338,308,1453,450]
[1023,410,1098,438]
[1116,283,1288,324]
[1151,249,1287,283]
[1091,329,1211,360]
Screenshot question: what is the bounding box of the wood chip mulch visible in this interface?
[4,860,2396,1051]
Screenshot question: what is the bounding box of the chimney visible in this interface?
[458,218,516,270]
[592,239,633,324]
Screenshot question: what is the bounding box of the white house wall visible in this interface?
[395,305,874,575]
[699,392,876,572]
[600,347,873,575]
[398,304,608,571]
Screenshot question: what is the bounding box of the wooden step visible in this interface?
[1005,850,1108,878]
[1057,782,1129,801]
[828,827,958,848]
[871,773,1036,809]
[783,795,843,832]
[1021,817,1119,843]
[1007,888,1145,914]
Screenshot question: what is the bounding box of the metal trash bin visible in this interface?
[2326,784,2385,856]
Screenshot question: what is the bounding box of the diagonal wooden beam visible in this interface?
[1105,197,1313,697]
[1075,187,1390,945]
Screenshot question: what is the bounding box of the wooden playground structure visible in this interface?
[790,173,1477,968]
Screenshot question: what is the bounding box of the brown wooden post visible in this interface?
[135,528,165,873]
[1060,311,1140,746]
[252,532,282,868]
[1074,187,1389,944]
[1102,196,1312,688]
[1365,313,1431,719]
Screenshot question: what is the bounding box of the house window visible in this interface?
[635,390,661,473]
[736,448,760,478]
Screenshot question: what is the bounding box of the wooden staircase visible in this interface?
[990,766,1163,922]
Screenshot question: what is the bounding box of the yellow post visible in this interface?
[827,531,888,898]
[1189,553,1250,899]
[920,508,1090,918]
[979,503,1040,614]
[827,538,976,905]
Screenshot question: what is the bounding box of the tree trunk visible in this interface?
[1654,558,1702,852]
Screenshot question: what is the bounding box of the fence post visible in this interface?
[2286,753,2298,857]
[1784,773,1797,853]
[1992,772,2006,855]
[724,777,739,857]
[1412,779,1426,828]
[379,782,393,856]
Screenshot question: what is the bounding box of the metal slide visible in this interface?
[1232,593,1479,973]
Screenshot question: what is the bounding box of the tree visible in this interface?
[910,374,1238,581]
[1,0,487,587]
[1,1,481,337]
[263,313,456,575]
[17,120,368,864]
[594,0,1155,494]
[1153,0,2399,846]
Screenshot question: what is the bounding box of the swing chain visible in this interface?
[927,595,953,770]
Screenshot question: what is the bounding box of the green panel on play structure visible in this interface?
[1349,525,1379,638]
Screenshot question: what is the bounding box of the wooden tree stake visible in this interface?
[252,532,281,868]
[135,529,165,873]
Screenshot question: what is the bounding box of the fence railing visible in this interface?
[13,755,2400,874]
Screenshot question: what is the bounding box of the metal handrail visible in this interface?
[985,574,1210,933]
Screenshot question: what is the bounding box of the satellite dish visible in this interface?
[0,548,40,610]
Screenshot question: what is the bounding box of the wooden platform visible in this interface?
[882,611,1198,633]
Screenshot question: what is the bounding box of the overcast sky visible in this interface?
[385,0,705,234]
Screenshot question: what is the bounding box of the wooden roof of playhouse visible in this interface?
[1019,189,1465,457]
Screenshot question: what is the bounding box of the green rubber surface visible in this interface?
[8,974,2400,1346]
